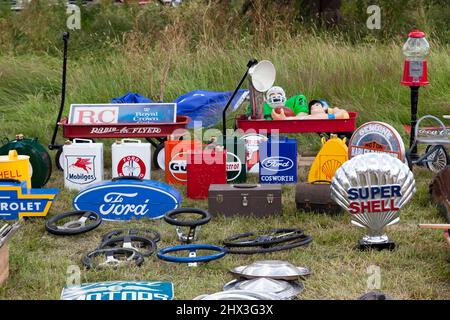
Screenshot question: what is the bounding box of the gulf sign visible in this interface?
[348,184,401,214]
[0,180,58,220]
[73,178,181,221]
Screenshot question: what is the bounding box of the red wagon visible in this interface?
[235,112,358,136]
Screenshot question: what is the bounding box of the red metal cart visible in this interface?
[49,32,190,170]
[235,112,358,136]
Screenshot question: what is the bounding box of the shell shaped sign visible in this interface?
[73,178,181,221]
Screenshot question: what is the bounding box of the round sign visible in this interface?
[348,122,405,161]
[168,151,188,182]
[117,155,147,178]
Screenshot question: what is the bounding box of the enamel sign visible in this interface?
[61,281,174,300]
[68,103,177,124]
[73,178,181,221]
[348,122,405,161]
[0,180,58,220]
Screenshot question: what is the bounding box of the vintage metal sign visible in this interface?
[331,153,415,250]
[73,178,181,220]
[68,103,177,124]
[61,281,174,300]
[348,121,405,161]
[0,180,58,220]
[259,137,297,184]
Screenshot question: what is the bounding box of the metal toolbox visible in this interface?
[208,184,282,217]
[295,181,342,214]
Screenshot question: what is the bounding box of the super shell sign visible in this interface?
[0,180,58,220]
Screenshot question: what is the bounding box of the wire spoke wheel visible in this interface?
[425,145,449,173]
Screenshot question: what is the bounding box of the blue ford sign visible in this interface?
[259,136,297,184]
[73,178,181,221]
[61,281,174,300]
[260,157,294,172]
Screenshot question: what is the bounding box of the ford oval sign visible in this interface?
[72,178,181,221]
[261,157,294,172]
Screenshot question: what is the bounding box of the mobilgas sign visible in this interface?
[61,281,174,300]
[0,180,58,220]
[347,185,402,214]
[68,103,177,124]
[73,178,181,221]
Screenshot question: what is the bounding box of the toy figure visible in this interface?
[258,86,309,120]
[271,99,349,120]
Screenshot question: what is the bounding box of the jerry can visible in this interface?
[187,147,227,199]
[164,138,202,185]
[0,134,51,188]
[63,139,104,191]
[307,135,348,182]
[259,136,297,184]
[212,137,247,183]
[0,150,32,189]
[112,139,151,179]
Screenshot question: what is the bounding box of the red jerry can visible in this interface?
[187,147,227,199]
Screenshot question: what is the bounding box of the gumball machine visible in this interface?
[401,30,430,159]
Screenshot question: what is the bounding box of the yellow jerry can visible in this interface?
[307,135,348,183]
[0,150,32,189]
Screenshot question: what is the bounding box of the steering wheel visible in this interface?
[82,248,144,269]
[157,244,226,263]
[45,211,102,235]
[164,208,211,243]
[101,228,161,244]
[98,235,157,257]
[223,228,313,254]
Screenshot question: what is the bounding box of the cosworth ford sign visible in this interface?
[73,178,181,221]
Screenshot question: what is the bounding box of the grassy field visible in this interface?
[0,1,449,300]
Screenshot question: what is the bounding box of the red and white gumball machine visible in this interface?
[401,30,430,86]
[401,30,430,160]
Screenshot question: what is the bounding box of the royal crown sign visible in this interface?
[68,103,177,124]
[348,121,406,162]
[73,178,181,221]
[0,180,59,220]
[61,281,174,300]
[331,153,415,250]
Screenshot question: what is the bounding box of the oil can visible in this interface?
[112,139,151,179]
[259,136,297,184]
[0,150,31,189]
[164,138,202,185]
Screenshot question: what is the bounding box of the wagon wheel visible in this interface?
[55,147,64,171]
[425,145,449,173]
[152,142,166,171]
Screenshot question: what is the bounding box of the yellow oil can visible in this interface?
[0,150,31,189]
[308,136,348,183]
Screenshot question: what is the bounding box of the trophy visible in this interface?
[331,153,416,250]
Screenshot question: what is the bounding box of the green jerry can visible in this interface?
[212,136,247,183]
[0,134,52,188]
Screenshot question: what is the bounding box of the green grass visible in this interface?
[0,15,449,300]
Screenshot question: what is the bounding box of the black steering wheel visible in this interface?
[223,228,313,254]
[98,235,157,257]
[45,211,102,235]
[101,228,161,244]
[164,208,211,243]
[82,248,144,269]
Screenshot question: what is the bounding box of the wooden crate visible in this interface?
[0,245,9,286]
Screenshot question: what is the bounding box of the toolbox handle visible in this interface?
[119,139,142,144]
[112,176,143,182]
[311,180,331,185]
[232,184,259,189]
[72,138,94,144]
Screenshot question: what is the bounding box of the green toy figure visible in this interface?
[254,86,308,120]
